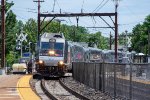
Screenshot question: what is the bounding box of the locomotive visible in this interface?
[35,33,68,77]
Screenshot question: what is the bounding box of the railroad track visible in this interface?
[40,78,89,100]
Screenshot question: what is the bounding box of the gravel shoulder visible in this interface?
[60,77,113,100]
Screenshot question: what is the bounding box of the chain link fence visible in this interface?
[72,62,150,100]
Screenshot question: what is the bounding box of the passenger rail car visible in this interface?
[66,41,86,71]
[86,47,103,62]
[103,50,124,63]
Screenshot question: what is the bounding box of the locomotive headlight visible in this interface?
[48,50,55,55]
[59,61,64,65]
[39,60,43,64]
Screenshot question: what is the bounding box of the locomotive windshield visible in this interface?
[40,42,64,57]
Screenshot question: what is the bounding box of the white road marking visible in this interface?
[0,97,16,98]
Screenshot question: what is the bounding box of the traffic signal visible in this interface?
[128,47,132,52]
[16,40,21,50]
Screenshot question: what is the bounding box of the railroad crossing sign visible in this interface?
[16,31,27,50]
[16,31,27,42]
[127,37,132,47]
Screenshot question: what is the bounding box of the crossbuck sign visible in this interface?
[127,37,132,47]
[16,31,27,42]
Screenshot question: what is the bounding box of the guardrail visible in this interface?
[72,62,150,100]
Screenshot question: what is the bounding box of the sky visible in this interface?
[7,0,150,37]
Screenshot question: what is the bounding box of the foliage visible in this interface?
[131,14,150,54]
[5,10,17,54]
[88,32,109,49]
[6,51,16,67]
[0,1,19,65]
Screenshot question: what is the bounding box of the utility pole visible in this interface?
[148,30,150,63]
[148,30,150,55]
[110,32,112,50]
[114,1,119,100]
[1,0,6,69]
[33,0,44,42]
[33,0,44,61]
[114,1,118,63]
[125,30,128,56]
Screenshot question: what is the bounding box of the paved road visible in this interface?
[0,75,22,100]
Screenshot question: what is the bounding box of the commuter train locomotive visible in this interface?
[35,33,68,76]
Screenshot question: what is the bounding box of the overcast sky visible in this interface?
[8,0,150,37]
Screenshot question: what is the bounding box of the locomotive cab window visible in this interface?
[41,42,64,57]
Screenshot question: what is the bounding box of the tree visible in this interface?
[0,1,19,66]
[87,32,108,49]
[131,15,150,54]
[5,10,17,54]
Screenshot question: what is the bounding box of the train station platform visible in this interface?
[17,75,40,100]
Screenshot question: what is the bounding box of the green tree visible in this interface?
[87,32,108,49]
[2,1,19,66]
[5,10,17,54]
[132,15,150,54]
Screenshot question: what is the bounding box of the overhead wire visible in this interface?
[119,20,144,26]
[95,0,110,12]
[92,0,104,13]
[81,0,85,13]
[56,0,61,9]
[52,0,56,12]
[118,0,145,27]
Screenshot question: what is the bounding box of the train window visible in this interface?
[54,43,64,50]
[41,42,50,49]
[41,42,63,50]
[41,42,64,57]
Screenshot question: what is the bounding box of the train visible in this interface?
[35,32,131,77]
[35,33,68,76]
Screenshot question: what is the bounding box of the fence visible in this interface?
[72,62,150,100]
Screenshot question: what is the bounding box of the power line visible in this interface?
[92,0,104,12]
[52,0,56,12]
[81,0,85,13]
[56,0,61,9]
[95,0,110,12]
[119,20,144,26]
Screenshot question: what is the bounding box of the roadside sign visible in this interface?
[23,52,31,58]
